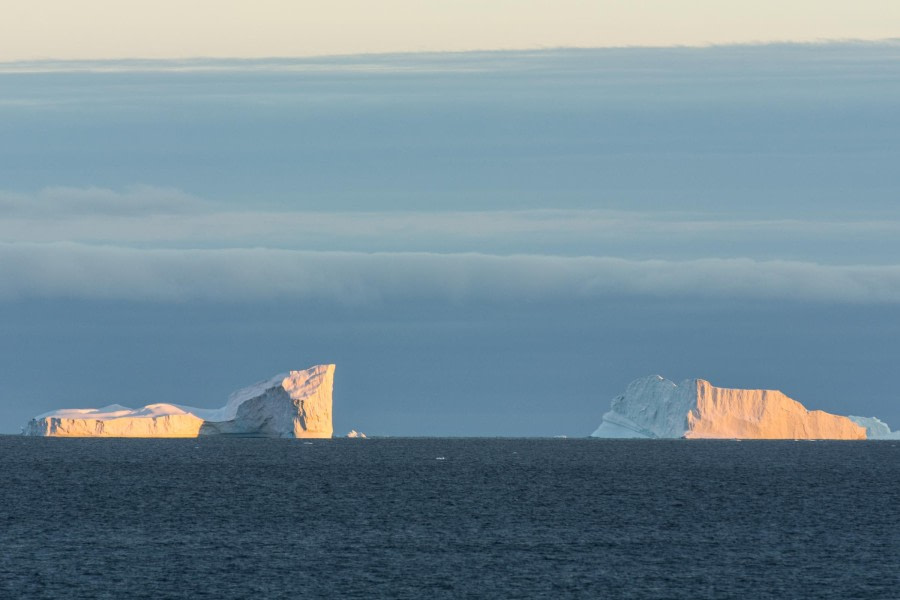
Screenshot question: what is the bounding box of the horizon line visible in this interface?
[1,38,898,72]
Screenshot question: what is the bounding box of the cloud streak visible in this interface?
[3,187,900,264]
[3,243,900,305]
[0,185,207,217]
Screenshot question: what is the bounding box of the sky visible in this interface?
[1,12,899,435]
[3,1,900,60]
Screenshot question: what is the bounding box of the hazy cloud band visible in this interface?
[4,187,900,266]
[2,243,900,304]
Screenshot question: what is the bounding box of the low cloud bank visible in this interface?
[0,185,207,217]
[2,243,900,305]
[3,187,900,259]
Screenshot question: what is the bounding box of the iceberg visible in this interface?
[23,365,335,438]
[591,375,867,440]
[848,416,900,440]
[22,404,205,438]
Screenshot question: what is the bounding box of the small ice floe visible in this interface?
[435,457,446,461]
[346,430,367,438]
[303,442,314,445]
[554,435,567,439]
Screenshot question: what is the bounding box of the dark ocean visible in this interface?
[1,438,898,599]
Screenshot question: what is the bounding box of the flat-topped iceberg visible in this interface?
[24,364,335,438]
[23,404,205,438]
[592,375,869,440]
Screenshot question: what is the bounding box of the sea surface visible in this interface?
[1,438,898,599]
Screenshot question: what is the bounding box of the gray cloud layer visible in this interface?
[3,186,900,265]
[0,185,206,217]
[3,44,898,214]
[4,181,900,305]
[3,243,900,304]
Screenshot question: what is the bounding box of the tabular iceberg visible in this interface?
[592,375,867,440]
[24,364,335,438]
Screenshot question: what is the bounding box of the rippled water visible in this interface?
[1,437,898,599]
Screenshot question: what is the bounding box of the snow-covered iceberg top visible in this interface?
[24,364,335,438]
[592,375,872,440]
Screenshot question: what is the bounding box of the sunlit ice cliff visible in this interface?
[24,365,334,438]
[592,375,873,440]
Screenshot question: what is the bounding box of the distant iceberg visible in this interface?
[24,365,334,438]
[848,416,900,440]
[592,375,869,440]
